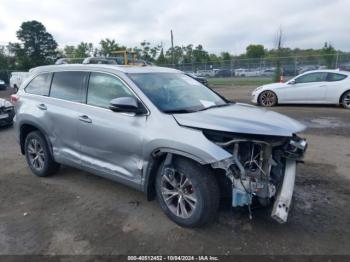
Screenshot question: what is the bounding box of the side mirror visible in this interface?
[288,80,296,85]
[109,97,146,114]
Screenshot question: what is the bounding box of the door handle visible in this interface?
[37,103,47,110]
[79,115,92,123]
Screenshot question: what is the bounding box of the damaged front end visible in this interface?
[207,130,307,223]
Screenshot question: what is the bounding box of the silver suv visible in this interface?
[13,64,307,227]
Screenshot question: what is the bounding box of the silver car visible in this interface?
[13,64,307,227]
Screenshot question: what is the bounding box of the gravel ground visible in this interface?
[0,86,349,255]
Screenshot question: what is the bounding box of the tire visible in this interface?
[341,90,350,109]
[258,90,277,107]
[24,131,60,177]
[155,157,219,228]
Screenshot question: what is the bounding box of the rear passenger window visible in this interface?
[50,71,88,102]
[25,73,52,96]
[87,72,133,108]
[327,73,347,82]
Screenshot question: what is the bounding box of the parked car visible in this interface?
[235,68,260,77]
[252,69,350,109]
[261,69,275,77]
[0,79,7,90]
[214,69,232,78]
[10,72,30,90]
[0,98,15,126]
[185,73,208,86]
[196,69,215,77]
[13,64,307,227]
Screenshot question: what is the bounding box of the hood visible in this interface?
[0,98,12,108]
[173,103,305,137]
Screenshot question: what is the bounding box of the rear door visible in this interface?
[77,72,147,186]
[278,72,328,103]
[46,71,89,167]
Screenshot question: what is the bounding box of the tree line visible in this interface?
[0,20,346,72]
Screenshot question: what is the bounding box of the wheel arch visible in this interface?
[339,89,350,104]
[19,121,52,155]
[143,149,209,201]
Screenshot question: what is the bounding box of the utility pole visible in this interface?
[171,30,174,66]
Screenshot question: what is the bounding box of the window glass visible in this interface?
[129,73,226,112]
[50,71,88,102]
[87,72,133,108]
[327,73,347,82]
[295,72,327,83]
[25,73,52,96]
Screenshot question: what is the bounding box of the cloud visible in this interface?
[0,0,349,54]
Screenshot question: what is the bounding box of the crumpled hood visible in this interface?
[173,103,306,137]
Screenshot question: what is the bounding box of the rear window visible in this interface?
[50,71,89,102]
[327,73,347,82]
[25,73,52,96]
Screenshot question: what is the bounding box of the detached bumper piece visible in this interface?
[271,159,296,223]
[0,106,15,126]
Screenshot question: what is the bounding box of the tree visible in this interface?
[99,38,125,57]
[74,42,93,58]
[322,42,336,68]
[157,48,167,64]
[9,20,58,69]
[246,44,265,59]
[63,45,76,58]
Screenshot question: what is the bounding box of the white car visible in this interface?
[252,70,350,109]
[9,72,30,89]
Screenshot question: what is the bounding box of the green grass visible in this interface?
[208,77,274,87]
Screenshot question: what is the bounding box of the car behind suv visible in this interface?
[13,64,307,227]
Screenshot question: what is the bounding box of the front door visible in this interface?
[278,72,328,103]
[77,72,147,186]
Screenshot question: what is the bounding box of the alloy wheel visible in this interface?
[27,138,45,170]
[343,92,350,109]
[160,171,197,219]
[260,91,276,106]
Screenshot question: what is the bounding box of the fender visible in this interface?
[142,148,209,200]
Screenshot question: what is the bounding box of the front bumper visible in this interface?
[0,107,15,126]
[251,91,258,104]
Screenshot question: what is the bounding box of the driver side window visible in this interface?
[87,72,133,109]
[295,72,327,84]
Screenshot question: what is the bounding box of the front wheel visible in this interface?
[258,90,277,107]
[341,90,350,109]
[156,157,219,227]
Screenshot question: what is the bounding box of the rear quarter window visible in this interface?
[25,73,52,96]
[327,73,347,82]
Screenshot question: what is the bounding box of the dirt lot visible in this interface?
[0,86,349,255]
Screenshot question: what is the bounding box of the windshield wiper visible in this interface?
[196,102,232,112]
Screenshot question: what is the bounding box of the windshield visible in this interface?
[128,73,227,113]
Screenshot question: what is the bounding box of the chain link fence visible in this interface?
[160,53,350,78]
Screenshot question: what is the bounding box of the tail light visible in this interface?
[11,94,19,104]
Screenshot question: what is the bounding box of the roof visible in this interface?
[29,64,181,74]
[302,69,350,75]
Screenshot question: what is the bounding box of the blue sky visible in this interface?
[0,0,349,54]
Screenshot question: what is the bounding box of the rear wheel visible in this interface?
[259,90,277,107]
[24,131,60,177]
[156,157,219,227]
[341,90,350,109]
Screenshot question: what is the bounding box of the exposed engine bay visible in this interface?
[205,130,307,223]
